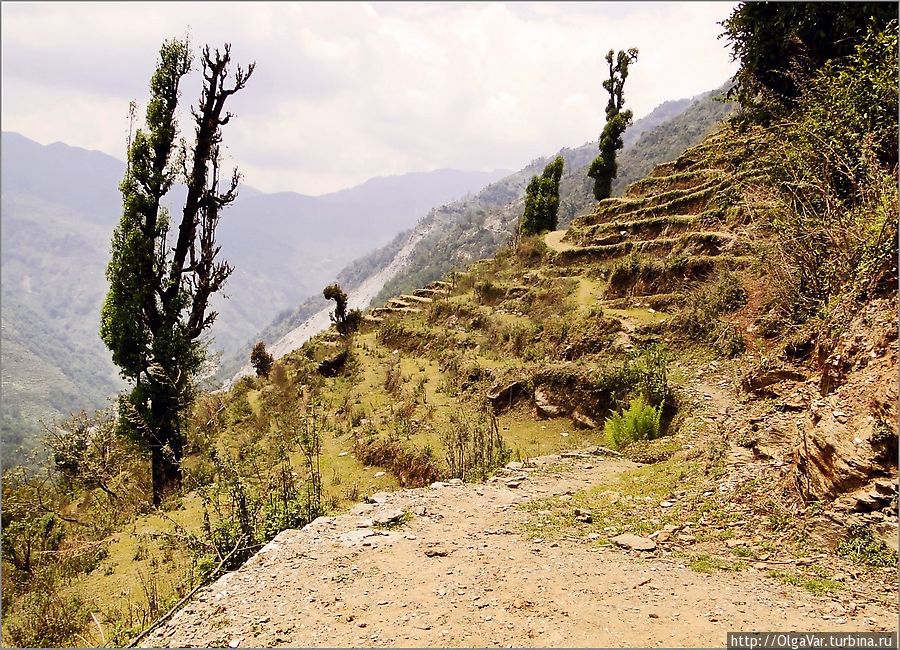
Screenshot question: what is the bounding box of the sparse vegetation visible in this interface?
[837,525,898,568]
[442,409,511,482]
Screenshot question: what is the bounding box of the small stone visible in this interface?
[367,492,390,504]
[678,534,696,543]
[338,451,349,457]
[560,431,570,437]
[506,462,524,470]
[655,531,670,543]
[649,613,659,619]
[374,471,386,478]
[449,478,464,486]
[725,539,746,548]
[373,509,405,526]
[425,546,450,557]
[430,481,446,489]
[660,501,675,508]
[229,640,242,648]
[413,505,427,516]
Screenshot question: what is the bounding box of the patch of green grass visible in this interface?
[520,454,704,541]
[729,545,754,558]
[768,570,843,596]
[689,553,744,573]
[837,526,898,568]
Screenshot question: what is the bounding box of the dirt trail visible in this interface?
[544,229,577,253]
[143,433,896,647]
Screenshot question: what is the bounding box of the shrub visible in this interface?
[353,436,444,487]
[474,280,505,305]
[250,341,274,378]
[383,358,404,398]
[673,271,747,355]
[3,585,87,648]
[762,23,898,325]
[604,397,662,449]
[442,409,511,482]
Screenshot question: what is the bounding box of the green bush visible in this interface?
[837,525,898,568]
[3,586,87,648]
[604,397,662,449]
[764,22,898,323]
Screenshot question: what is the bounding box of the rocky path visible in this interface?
[143,444,896,648]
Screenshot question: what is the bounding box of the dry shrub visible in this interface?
[353,436,444,487]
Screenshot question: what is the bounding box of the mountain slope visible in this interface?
[0,132,507,462]
[233,86,733,380]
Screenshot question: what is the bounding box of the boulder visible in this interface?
[572,410,598,429]
[534,387,564,419]
[373,509,405,526]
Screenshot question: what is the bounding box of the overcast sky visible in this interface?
[2,1,738,195]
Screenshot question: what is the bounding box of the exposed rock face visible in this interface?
[741,367,807,396]
[794,299,898,501]
[486,380,531,413]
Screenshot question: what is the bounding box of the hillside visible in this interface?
[3,13,896,647]
[224,85,733,382]
[0,132,506,462]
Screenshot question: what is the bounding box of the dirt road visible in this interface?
[143,450,896,648]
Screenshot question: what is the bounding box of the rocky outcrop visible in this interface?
[486,380,531,413]
[793,299,898,501]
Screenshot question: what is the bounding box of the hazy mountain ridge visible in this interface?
[0,133,507,462]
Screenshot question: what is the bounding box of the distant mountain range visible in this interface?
[0,131,508,463]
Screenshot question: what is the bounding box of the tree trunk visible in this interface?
[149,396,184,506]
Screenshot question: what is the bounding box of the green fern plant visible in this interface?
[604,396,662,449]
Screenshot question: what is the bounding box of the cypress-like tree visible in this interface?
[521,155,565,236]
[100,38,254,505]
[588,48,638,201]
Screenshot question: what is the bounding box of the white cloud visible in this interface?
[1,1,738,194]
